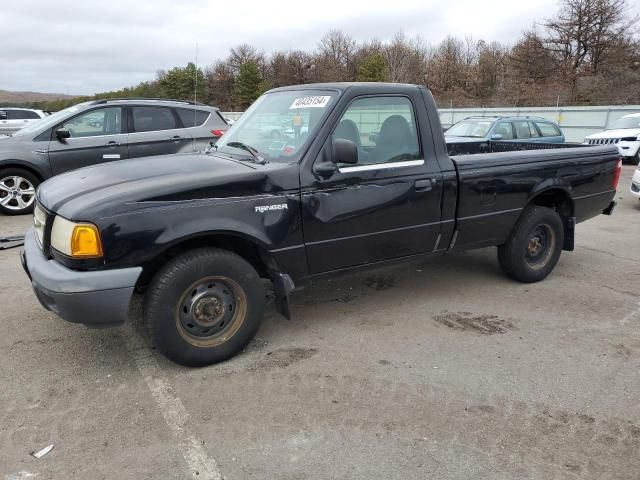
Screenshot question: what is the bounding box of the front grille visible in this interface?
[632,182,640,193]
[587,138,620,145]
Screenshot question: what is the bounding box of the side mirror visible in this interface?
[490,133,503,140]
[56,128,71,140]
[332,138,358,165]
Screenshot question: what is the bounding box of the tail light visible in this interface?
[211,129,226,137]
[612,158,622,189]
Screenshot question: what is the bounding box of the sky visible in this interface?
[2,0,565,95]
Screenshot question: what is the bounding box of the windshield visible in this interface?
[214,90,338,162]
[14,104,88,136]
[446,119,494,138]
[609,116,640,130]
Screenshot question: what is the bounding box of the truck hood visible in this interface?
[37,152,295,220]
[585,128,640,139]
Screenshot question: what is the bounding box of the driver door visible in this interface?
[48,107,128,175]
[301,95,443,274]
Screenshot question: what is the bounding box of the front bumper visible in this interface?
[618,141,640,161]
[21,228,142,327]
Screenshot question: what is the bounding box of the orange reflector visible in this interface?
[71,224,103,258]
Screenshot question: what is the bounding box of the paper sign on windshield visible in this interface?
[290,96,331,109]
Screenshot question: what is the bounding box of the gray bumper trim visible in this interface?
[22,228,142,326]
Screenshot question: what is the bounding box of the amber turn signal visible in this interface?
[71,224,103,258]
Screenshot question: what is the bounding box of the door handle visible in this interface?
[105,141,120,147]
[415,178,435,191]
[170,135,182,142]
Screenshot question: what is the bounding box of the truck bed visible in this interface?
[449,145,619,251]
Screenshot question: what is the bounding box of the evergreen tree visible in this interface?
[357,54,388,82]
[158,63,205,100]
[233,61,264,109]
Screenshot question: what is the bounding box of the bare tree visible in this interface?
[314,30,357,81]
[267,50,312,87]
[228,44,265,74]
[204,61,235,110]
[426,35,466,95]
[543,0,639,98]
[382,31,428,84]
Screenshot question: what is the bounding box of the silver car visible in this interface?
[0,98,228,215]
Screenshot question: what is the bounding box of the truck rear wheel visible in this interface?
[497,206,564,283]
[144,248,265,366]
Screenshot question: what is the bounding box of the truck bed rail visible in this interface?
[448,141,586,156]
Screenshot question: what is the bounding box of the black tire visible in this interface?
[0,167,40,215]
[144,248,265,366]
[497,206,564,283]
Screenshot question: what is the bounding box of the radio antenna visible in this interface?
[193,41,198,151]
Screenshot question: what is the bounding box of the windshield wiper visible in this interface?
[224,142,267,164]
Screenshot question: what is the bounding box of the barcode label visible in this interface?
[290,96,331,109]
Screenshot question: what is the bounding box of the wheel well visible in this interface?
[136,234,272,291]
[0,163,44,182]
[527,188,575,251]
[528,189,574,218]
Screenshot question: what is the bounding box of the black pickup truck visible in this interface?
[21,83,621,366]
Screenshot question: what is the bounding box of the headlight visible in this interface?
[51,216,103,258]
[621,136,638,142]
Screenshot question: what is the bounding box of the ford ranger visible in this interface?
[21,83,621,366]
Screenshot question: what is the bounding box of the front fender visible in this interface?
[97,193,304,271]
[0,157,51,180]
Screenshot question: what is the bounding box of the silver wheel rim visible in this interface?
[0,175,35,211]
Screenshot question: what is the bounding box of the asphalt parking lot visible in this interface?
[1,165,639,480]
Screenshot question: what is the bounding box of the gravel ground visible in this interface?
[1,165,639,480]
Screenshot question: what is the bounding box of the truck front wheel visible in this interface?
[144,248,265,366]
[497,206,564,283]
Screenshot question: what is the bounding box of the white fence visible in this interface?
[223,105,640,143]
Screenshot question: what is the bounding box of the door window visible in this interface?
[7,110,41,120]
[61,108,122,138]
[176,108,210,128]
[514,120,537,139]
[528,122,540,137]
[493,122,514,139]
[332,96,421,166]
[535,122,562,137]
[132,107,178,132]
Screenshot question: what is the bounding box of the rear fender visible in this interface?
[526,182,575,251]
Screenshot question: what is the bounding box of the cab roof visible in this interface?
[268,82,424,94]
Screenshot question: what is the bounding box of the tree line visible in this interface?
[16,0,640,112]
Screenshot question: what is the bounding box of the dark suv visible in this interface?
[0,98,228,215]
[445,116,565,144]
